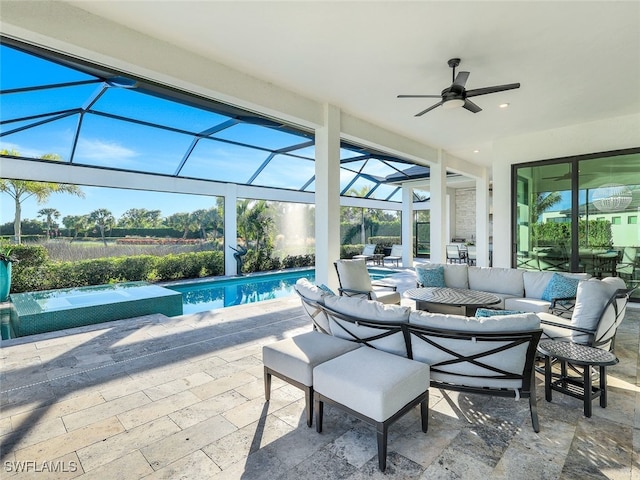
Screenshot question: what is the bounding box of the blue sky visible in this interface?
[0,185,220,225]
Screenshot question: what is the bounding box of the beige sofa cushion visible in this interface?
[443,264,470,289]
[468,266,524,296]
[323,295,409,355]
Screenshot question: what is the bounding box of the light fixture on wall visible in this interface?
[592,183,633,212]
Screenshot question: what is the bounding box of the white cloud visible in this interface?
[77,138,137,163]
[0,141,48,159]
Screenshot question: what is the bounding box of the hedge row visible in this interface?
[11,251,225,293]
[7,244,318,294]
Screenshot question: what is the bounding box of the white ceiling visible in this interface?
[65,1,640,168]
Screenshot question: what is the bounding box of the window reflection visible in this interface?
[514,151,640,301]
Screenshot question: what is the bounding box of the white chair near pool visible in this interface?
[383,245,403,267]
[334,259,401,305]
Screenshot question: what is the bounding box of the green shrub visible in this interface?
[198,251,224,276]
[11,265,54,293]
[114,255,159,281]
[243,249,283,273]
[6,244,49,267]
[369,236,401,251]
[47,262,87,289]
[282,254,315,268]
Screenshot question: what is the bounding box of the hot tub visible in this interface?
[7,281,183,338]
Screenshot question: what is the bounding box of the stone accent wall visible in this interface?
[454,188,493,243]
[455,188,476,241]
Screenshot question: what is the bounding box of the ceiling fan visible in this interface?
[398,58,520,116]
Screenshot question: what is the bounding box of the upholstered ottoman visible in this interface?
[313,347,430,471]
[263,331,361,427]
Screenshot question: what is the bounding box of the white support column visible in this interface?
[475,170,490,267]
[429,151,447,264]
[401,184,414,267]
[224,183,238,275]
[315,104,341,287]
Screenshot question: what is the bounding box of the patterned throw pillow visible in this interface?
[476,308,526,317]
[541,273,580,301]
[318,284,336,296]
[416,266,446,288]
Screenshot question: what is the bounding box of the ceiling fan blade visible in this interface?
[453,71,470,87]
[462,100,482,113]
[465,83,520,97]
[397,94,442,98]
[415,102,443,117]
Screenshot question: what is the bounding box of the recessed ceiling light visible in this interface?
[473,149,480,153]
[499,103,510,109]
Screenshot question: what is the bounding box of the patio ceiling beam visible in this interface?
[0,109,79,137]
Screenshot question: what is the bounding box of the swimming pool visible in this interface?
[166,267,392,314]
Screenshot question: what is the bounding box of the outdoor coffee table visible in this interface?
[404,287,501,316]
[537,340,618,417]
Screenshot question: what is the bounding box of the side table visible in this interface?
[537,340,618,417]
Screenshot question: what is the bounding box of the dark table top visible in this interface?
[404,287,501,308]
[537,340,618,367]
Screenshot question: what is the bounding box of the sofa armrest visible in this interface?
[550,296,576,318]
[539,317,594,336]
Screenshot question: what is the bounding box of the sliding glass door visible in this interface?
[514,162,573,272]
[513,148,640,300]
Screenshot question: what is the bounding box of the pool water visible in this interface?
[167,268,392,314]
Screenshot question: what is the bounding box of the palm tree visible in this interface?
[37,208,61,238]
[62,215,89,242]
[0,150,84,243]
[189,207,222,240]
[166,212,194,239]
[532,192,562,222]
[88,208,115,246]
[118,208,163,228]
[237,199,274,251]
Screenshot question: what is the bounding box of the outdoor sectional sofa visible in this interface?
[265,275,629,470]
[292,278,543,431]
[415,263,592,314]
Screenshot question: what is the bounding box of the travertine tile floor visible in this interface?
[1,274,639,479]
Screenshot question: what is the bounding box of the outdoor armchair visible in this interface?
[383,244,403,267]
[352,243,376,263]
[334,259,401,305]
[446,245,465,264]
[538,277,629,352]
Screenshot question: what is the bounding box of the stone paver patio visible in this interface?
[1,275,639,479]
